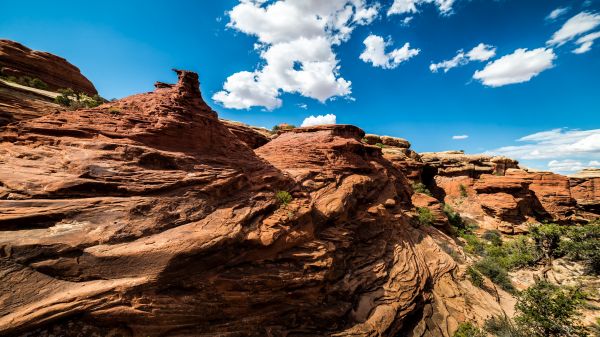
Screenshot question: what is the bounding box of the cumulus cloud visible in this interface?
[472,48,556,87]
[430,43,496,73]
[546,7,569,21]
[572,31,600,54]
[547,11,600,46]
[213,0,379,110]
[301,113,337,127]
[452,135,469,140]
[489,128,600,162]
[360,35,420,69]
[388,0,455,16]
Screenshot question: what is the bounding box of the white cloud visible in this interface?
[472,48,556,87]
[388,0,455,16]
[360,35,420,69]
[213,0,379,110]
[298,103,308,109]
[430,43,496,73]
[301,113,337,127]
[546,7,569,21]
[547,159,600,172]
[572,31,600,54]
[401,16,414,26]
[489,128,600,161]
[547,11,600,46]
[452,135,469,140]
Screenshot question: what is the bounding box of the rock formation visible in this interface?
[0,39,97,95]
[0,69,515,337]
[0,80,63,127]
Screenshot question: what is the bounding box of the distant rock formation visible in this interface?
[0,39,97,95]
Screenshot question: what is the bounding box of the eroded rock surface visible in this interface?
[0,40,97,95]
[0,70,508,337]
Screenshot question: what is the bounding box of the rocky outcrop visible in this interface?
[0,70,511,337]
[220,119,271,149]
[0,39,97,95]
[0,80,63,127]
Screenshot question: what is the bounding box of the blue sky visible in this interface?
[1,0,599,173]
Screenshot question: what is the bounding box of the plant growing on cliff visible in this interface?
[459,184,468,198]
[467,266,484,288]
[275,190,292,207]
[443,204,463,229]
[375,142,385,149]
[530,223,563,261]
[417,207,434,226]
[411,182,431,196]
[474,257,514,292]
[514,280,588,337]
[453,322,485,337]
[560,222,600,275]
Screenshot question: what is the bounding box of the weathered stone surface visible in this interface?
[220,119,271,149]
[0,40,97,95]
[0,70,507,337]
[412,192,449,227]
[363,133,381,145]
[0,80,63,127]
[381,135,411,148]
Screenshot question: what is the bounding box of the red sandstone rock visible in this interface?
[0,39,97,95]
[0,70,505,337]
[220,119,271,149]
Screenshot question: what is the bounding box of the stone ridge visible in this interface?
[0,39,97,95]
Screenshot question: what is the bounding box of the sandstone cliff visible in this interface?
[0,40,97,95]
[0,70,516,337]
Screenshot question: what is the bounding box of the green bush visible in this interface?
[459,184,468,197]
[453,322,485,337]
[530,223,563,259]
[54,94,71,106]
[485,236,540,271]
[411,182,431,196]
[482,230,502,246]
[417,207,434,226]
[375,142,385,149]
[514,280,587,337]
[461,233,485,255]
[28,78,48,90]
[474,257,514,292]
[467,266,484,288]
[560,222,600,275]
[275,190,292,207]
[484,315,522,337]
[443,204,463,229]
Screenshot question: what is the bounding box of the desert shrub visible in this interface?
[514,280,588,337]
[453,322,485,337]
[28,77,48,90]
[482,230,502,246]
[459,184,468,197]
[411,182,431,196]
[485,236,540,271]
[484,315,522,337]
[440,243,461,262]
[417,207,434,226]
[375,142,385,149]
[275,190,292,207]
[474,257,514,292]
[54,94,71,106]
[467,266,484,288]
[560,222,600,275]
[530,223,563,259]
[461,233,485,255]
[272,124,296,132]
[443,204,463,229]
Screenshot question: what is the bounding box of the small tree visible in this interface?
[459,184,468,197]
[417,207,434,226]
[412,182,432,196]
[514,280,588,337]
[530,224,563,262]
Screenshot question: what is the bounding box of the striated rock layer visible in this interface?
[0,70,511,337]
[0,39,97,95]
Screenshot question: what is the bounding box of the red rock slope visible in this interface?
[0,39,97,95]
[0,70,509,336]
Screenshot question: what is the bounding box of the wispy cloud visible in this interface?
[489,128,600,160]
[452,135,469,140]
[430,43,496,73]
[547,11,600,46]
[546,7,569,21]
